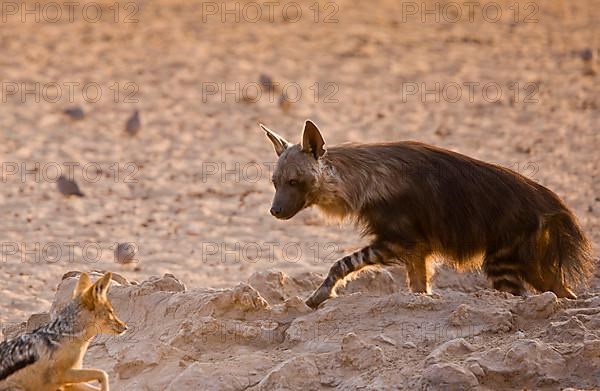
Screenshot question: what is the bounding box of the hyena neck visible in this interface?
[313,154,359,220]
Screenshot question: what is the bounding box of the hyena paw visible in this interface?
[305,286,331,309]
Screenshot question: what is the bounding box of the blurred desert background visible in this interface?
[0,0,599,389]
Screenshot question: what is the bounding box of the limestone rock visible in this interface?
[339,332,386,370]
[473,339,566,385]
[135,273,186,295]
[256,356,321,391]
[425,338,476,366]
[337,266,405,297]
[547,316,588,343]
[515,292,559,319]
[421,363,479,390]
[248,270,314,304]
[448,303,514,333]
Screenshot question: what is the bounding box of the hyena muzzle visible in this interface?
[260,120,594,309]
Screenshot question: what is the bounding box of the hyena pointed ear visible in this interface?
[301,120,326,159]
[260,123,290,156]
[91,272,112,301]
[73,272,93,298]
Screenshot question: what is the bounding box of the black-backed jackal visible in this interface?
[260,121,594,309]
[0,272,127,391]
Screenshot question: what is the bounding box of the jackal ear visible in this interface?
[73,272,93,298]
[301,120,326,159]
[260,123,290,156]
[91,272,112,300]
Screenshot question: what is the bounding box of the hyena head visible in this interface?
[260,120,326,220]
[74,272,128,335]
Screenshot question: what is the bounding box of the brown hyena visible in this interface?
[260,120,594,309]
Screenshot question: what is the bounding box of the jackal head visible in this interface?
[73,272,128,336]
[260,120,326,220]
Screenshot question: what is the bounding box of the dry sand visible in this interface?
[0,0,599,389]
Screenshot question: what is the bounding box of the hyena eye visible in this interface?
[288,179,298,186]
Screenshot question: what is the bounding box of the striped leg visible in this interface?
[483,249,526,296]
[305,244,388,309]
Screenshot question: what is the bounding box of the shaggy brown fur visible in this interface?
[261,121,594,308]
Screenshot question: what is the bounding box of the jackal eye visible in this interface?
[288,179,298,186]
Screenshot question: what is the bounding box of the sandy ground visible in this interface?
[0,0,599,389]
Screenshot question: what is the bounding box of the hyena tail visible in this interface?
[539,211,594,297]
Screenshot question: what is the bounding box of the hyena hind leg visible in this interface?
[305,244,391,309]
[483,250,526,296]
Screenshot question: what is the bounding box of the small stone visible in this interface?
[259,73,276,90]
[580,48,593,61]
[515,292,559,319]
[515,330,525,338]
[125,110,141,136]
[374,334,397,346]
[57,175,85,197]
[114,242,138,264]
[63,106,84,120]
[466,362,484,377]
[115,242,138,263]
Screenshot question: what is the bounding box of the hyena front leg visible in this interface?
[405,257,435,294]
[305,244,390,309]
[390,243,433,294]
[483,247,526,296]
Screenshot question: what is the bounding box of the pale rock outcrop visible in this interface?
[3,268,599,390]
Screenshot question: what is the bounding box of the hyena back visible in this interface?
[261,120,594,308]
